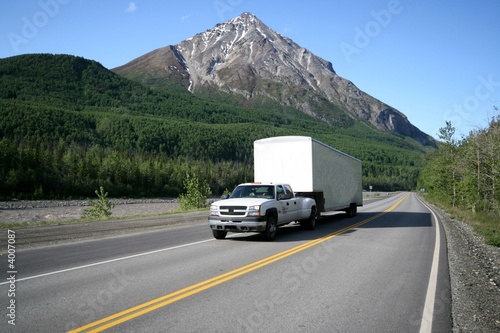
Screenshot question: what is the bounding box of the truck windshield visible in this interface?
[230,185,275,199]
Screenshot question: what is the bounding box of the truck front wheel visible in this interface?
[263,214,277,241]
[212,229,227,240]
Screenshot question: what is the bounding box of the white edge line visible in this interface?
[0,239,214,285]
[417,195,441,333]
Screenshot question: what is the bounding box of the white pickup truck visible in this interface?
[208,183,317,241]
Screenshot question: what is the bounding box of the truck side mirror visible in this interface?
[278,193,290,200]
[221,194,230,199]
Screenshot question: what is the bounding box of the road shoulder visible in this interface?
[425,200,500,332]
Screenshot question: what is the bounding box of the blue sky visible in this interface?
[1,0,499,140]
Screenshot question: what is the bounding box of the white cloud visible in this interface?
[125,2,137,13]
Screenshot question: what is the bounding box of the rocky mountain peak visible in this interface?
[176,12,335,94]
[113,13,435,147]
[216,12,269,39]
[226,11,259,26]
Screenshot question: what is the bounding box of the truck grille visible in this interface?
[219,206,247,216]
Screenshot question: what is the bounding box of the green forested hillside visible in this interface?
[0,54,429,199]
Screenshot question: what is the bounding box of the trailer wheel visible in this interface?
[212,230,227,240]
[263,214,277,241]
[300,206,317,230]
[345,203,357,217]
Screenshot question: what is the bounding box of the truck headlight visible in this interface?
[247,205,261,216]
[210,205,219,216]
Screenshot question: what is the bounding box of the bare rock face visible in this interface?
[113,12,434,146]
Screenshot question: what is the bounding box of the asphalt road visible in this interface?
[0,192,451,332]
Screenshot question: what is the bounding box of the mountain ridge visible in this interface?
[113,12,435,147]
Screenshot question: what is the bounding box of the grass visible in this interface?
[453,209,500,247]
[424,196,500,247]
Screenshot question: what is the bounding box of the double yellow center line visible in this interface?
[69,193,409,333]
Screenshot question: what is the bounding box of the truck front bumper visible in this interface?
[208,216,267,233]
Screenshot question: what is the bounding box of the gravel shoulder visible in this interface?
[0,198,498,331]
[433,203,500,332]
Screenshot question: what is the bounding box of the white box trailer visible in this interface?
[254,136,362,216]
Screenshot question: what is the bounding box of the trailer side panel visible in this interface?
[254,136,362,213]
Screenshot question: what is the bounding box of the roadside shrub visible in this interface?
[82,186,115,219]
[178,171,211,210]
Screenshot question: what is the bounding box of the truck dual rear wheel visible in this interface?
[263,215,277,241]
[300,206,317,230]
